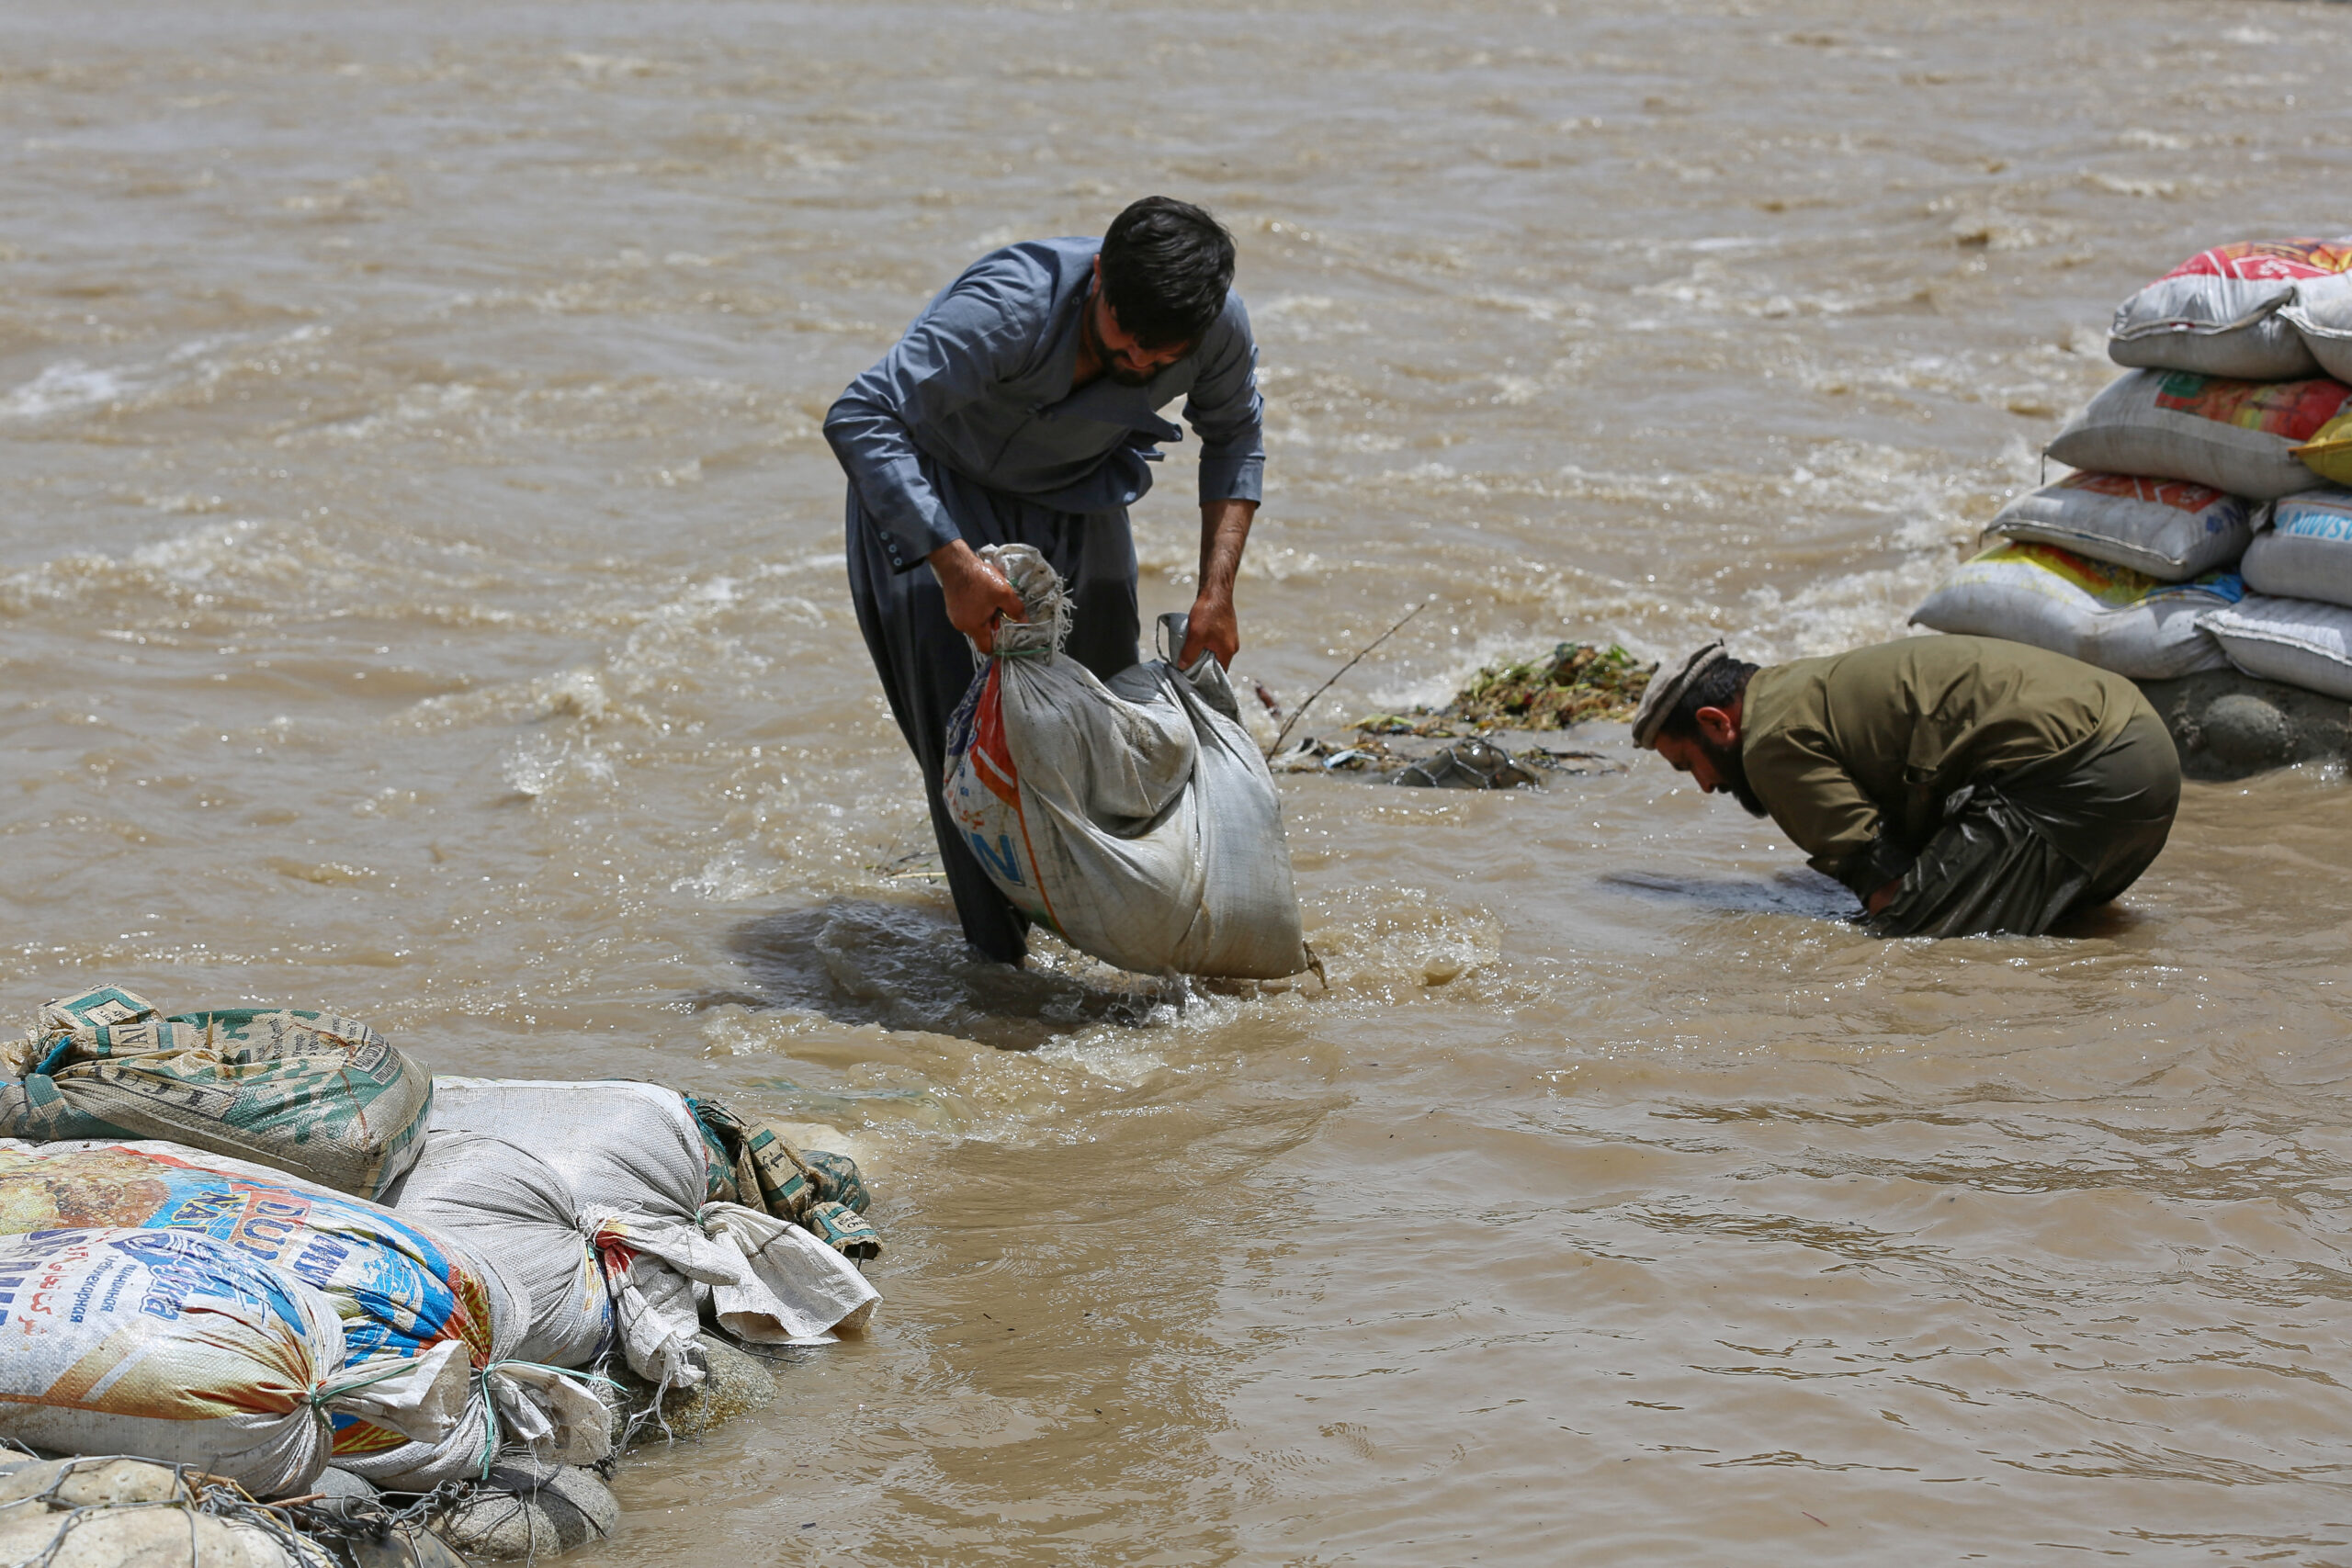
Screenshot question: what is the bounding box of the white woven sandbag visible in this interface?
[0,1225,464,1499]
[427,1078,715,1223]
[2241,491,2352,610]
[2108,239,2352,379]
[2281,272,2352,384]
[1985,471,2254,580]
[2046,370,2349,502]
[388,1130,613,1370]
[940,544,1308,979]
[2200,593,2352,701]
[1909,543,2237,680]
[426,1079,718,1386]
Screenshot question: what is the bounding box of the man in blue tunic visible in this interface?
[826,197,1266,965]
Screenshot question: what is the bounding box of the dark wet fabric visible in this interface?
[1742,636,2149,893]
[844,455,1140,964]
[1860,709,2180,938]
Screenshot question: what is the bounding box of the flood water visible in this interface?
[7,1,2352,1562]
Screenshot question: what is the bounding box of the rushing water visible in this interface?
[6,0,2352,1562]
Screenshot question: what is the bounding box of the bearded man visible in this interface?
[825,197,1263,965]
[1631,636,2181,937]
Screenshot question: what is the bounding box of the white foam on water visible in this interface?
[0,362,131,420]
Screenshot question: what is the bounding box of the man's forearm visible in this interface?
[1197,498,1257,603]
[1179,498,1257,668]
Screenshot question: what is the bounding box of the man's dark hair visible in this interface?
[1654,657,1759,743]
[1100,197,1236,350]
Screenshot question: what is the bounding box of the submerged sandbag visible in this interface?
[2108,238,2352,380]
[1910,543,2240,680]
[1984,471,2255,581]
[0,986,430,1199]
[2046,370,2348,502]
[0,1226,462,1499]
[941,544,1309,979]
[0,1141,602,1489]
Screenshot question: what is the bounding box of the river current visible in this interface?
[6,2,2352,1562]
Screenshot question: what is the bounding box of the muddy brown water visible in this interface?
[6,1,2352,1562]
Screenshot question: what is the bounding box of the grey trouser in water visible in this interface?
[1860,709,2181,939]
[844,458,1139,964]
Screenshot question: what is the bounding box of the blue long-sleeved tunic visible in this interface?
[824,236,1265,572]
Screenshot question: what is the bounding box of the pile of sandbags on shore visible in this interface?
[1915,237,2352,700]
[0,985,884,1564]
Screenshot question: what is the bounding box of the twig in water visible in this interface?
[1264,599,1431,758]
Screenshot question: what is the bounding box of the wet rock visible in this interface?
[432,1461,618,1561]
[2200,693,2296,771]
[345,1524,472,1568]
[311,1466,380,1507]
[2136,670,2352,779]
[609,1331,780,1448]
[0,1456,328,1567]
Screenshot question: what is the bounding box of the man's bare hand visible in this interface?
[1866,877,1904,916]
[1179,591,1239,669]
[930,538,1025,651]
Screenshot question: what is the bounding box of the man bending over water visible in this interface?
[1631,636,2181,937]
[826,197,1264,966]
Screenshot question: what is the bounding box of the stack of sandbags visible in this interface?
[1916,237,2352,688]
[0,985,885,1561]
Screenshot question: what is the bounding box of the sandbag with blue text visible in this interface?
[0,1224,466,1499]
[0,1140,605,1489]
[940,544,1309,979]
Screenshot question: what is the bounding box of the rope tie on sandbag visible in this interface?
[307,1355,437,1407]
[469,1359,624,1481]
[976,543,1073,660]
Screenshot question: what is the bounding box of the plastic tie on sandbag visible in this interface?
[469,1360,623,1479]
[976,543,1072,660]
[310,1339,472,1446]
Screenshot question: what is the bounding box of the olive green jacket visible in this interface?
[1740,636,2151,895]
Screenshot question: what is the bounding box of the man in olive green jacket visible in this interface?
[1630,636,2180,937]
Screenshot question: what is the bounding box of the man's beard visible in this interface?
[1080,297,1161,387]
[1700,733,1769,818]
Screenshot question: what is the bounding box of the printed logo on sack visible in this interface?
[2166,239,2352,283]
[2277,499,2352,542]
[1971,544,2244,605]
[942,664,1035,893]
[2154,373,2352,438]
[2059,472,2231,513]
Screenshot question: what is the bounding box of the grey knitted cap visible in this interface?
[1628,640,1728,750]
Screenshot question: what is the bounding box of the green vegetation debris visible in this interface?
[1351,642,1656,736]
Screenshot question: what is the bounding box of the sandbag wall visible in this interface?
[0,986,885,1562]
[1913,237,2352,700]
